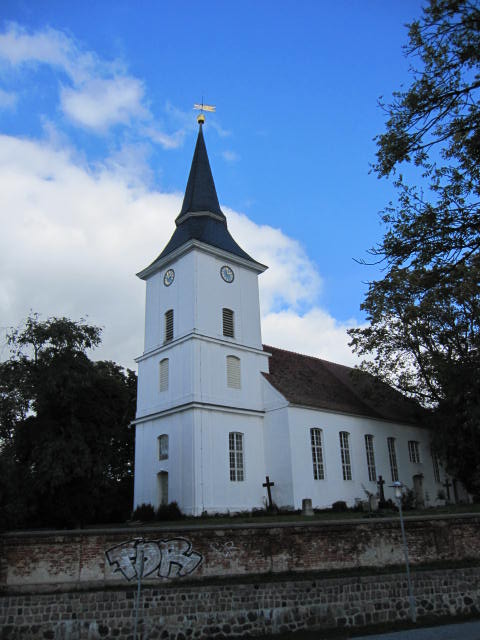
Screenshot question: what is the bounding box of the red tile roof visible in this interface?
[263,345,423,425]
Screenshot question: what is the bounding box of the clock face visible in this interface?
[220,265,234,283]
[163,269,175,287]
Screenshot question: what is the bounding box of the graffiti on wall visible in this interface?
[105,537,202,581]
[209,540,239,558]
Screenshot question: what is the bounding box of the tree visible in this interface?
[0,314,137,529]
[348,0,480,495]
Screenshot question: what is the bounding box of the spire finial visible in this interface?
[194,101,215,125]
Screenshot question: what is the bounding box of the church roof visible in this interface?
[153,123,256,265]
[263,345,424,425]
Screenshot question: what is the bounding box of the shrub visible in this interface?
[132,503,155,521]
[331,500,348,512]
[156,501,183,521]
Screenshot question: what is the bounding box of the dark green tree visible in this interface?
[348,0,480,495]
[0,314,136,529]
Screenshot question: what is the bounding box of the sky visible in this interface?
[0,1,425,370]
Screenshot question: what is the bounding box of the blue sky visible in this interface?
[0,1,425,367]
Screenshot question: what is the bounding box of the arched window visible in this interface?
[408,440,421,463]
[158,434,169,460]
[364,434,376,481]
[159,358,169,391]
[310,428,325,480]
[229,432,244,481]
[339,431,352,480]
[222,308,234,338]
[164,309,174,342]
[226,355,241,389]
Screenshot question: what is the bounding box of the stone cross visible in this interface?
[443,478,452,502]
[377,475,386,503]
[263,476,275,509]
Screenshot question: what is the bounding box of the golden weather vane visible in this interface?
[194,101,216,124]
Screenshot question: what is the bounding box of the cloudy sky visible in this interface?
[0,1,424,370]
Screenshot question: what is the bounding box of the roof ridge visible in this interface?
[263,343,353,371]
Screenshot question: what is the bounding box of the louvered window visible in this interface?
[364,434,377,482]
[408,440,420,463]
[387,437,399,481]
[226,355,241,389]
[223,308,234,338]
[164,309,173,342]
[310,428,325,480]
[229,432,244,481]
[339,431,352,480]
[158,434,169,460]
[159,358,169,391]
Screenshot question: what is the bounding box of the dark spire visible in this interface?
[177,122,226,222]
[138,120,265,276]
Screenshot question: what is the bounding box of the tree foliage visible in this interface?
[348,0,480,495]
[0,314,136,529]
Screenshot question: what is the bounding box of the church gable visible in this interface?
[263,345,424,425]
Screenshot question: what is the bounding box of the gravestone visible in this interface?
[302,498,314,516]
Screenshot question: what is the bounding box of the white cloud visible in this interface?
[221,150,239,163]
[60,77,148,131]
[0,88,17,110]
[0,24,150,134]
[0,134,360,368]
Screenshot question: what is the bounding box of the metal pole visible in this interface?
[133,544,145,640]
[397,498,416,623]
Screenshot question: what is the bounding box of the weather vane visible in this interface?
[194,101,216,124]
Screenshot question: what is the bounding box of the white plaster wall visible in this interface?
[285,406,445,509]
[134,408,266,515]
[133,410,195,512]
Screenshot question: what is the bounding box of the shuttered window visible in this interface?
[229,432,244,481]
[364,434,377,482]
[387,437,399,481]
[310,428,325,480]
[159,358,169,391]
[164,309,173,342]
[339,431,352,480]
[226,355,241,389]
[223,308,234,338]
[158,434,169,460]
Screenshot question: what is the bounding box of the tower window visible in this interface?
[408,440,420,463]
[226,355,241,389]
[310,428,325,480]
[159,358,169,392]
[229,432,244,481]
[339,431,352,480]
[164,309,174,342]
[364,434,377,482]
[223,308,234,338]
[431,451,441,483]
[387,437,399,481]
[158,434,169,460]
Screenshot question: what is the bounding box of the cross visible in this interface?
[377,475,386,503]
[443,478,452,502]
[262,476,275,509]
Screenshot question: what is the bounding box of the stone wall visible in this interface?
[1,567,480,639]
[1,515,480,639]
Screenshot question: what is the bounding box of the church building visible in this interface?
[133,116,448,515]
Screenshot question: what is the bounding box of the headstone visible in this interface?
[369,494,379,512]
[262,476,275,509]
[302,498,314,516]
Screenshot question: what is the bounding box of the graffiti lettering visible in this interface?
[209,541,239,558]
[105,537,202,581]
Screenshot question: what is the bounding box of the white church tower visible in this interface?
[133,115,269,515]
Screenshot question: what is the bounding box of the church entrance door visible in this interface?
[413,474,425,509]
[157,472,168,507]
